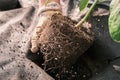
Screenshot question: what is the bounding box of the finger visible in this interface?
[31,31,39,53]
[31,16,47,53]
[31,26,43,53]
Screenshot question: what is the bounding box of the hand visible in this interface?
[31,10,62,53]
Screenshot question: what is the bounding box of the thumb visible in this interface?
[31,31,39,53]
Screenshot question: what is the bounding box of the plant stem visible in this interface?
[75,0,98,28]
[45,0,50,5]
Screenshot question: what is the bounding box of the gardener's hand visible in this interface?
[31,1,62,53]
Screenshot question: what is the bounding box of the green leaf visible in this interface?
[79,0,89,12]
[109,0,120,42]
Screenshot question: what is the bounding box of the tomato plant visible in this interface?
[78,0,120,43]
[76,0,98,27]
[46,0,120,43]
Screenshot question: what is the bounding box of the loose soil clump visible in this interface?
[38,13,93,79]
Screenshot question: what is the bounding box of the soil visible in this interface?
[36,13,93,79]
[47,55,92,80]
